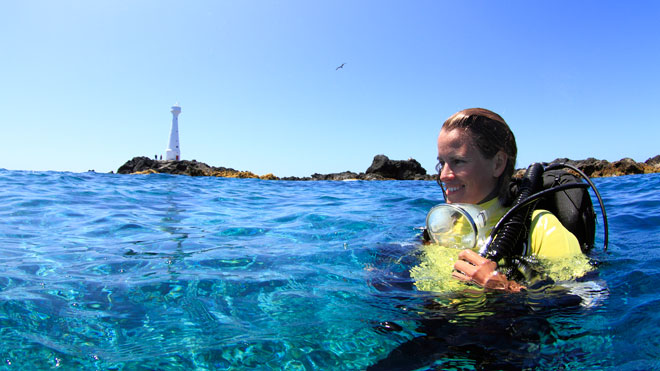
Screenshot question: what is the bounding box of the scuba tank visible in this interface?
[480,162,608,262]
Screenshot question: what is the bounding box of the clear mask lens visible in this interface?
[425,203,489,249]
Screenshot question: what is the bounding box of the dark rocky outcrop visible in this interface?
[646,155,660,169]
[118,157,214,176]
[365,154,428,180]
[117,156,159,174]
[119,154,660,180]
[538,157,655,177]
[282,155,430,180]
[311,171,361,181]
[117,157,277,179]
[117,155,433,180]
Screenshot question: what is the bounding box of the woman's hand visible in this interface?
[453,249,525,292]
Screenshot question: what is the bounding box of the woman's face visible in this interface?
[437,128,505,204]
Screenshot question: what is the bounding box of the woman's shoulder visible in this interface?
[529,209,582,258]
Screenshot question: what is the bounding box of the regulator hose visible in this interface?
[481,163,544,262]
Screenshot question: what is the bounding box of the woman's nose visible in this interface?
[440,164,454,181]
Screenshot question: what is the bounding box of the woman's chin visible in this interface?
[445,196,463,204]
[446,193,479,205]
[445,192,465,204]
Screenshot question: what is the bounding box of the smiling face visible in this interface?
[437,128,506,204]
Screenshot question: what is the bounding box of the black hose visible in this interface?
[482,163,544,262]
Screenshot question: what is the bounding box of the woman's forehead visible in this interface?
[438,128,477,153]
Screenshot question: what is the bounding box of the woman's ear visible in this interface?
[493,151,507,177]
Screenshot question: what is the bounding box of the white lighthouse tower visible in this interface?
[165,103,181,161]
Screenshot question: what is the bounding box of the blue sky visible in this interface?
[2,1,658,177]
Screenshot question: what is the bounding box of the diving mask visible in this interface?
[425,203,490,249]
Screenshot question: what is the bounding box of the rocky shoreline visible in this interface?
[117,154,660,180]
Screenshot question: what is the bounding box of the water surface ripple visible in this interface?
[0,169,658,370]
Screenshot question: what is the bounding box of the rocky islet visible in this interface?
[117,154,660,180]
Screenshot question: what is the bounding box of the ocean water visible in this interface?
[0,169,658,370]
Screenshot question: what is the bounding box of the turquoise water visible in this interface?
[0,169,658,370]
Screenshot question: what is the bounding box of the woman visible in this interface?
[369,109,592,370]
[435,108,583,292]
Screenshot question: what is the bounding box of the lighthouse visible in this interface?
[165,104,181,161]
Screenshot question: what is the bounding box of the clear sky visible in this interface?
[2,1,659,177]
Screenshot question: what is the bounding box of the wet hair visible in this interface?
[441,108,517,204]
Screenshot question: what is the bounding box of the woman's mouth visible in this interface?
[446,185,464,193]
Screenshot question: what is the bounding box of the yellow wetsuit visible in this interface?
[411,198,591,293]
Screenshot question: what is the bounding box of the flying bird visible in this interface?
[336,63,346,70]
